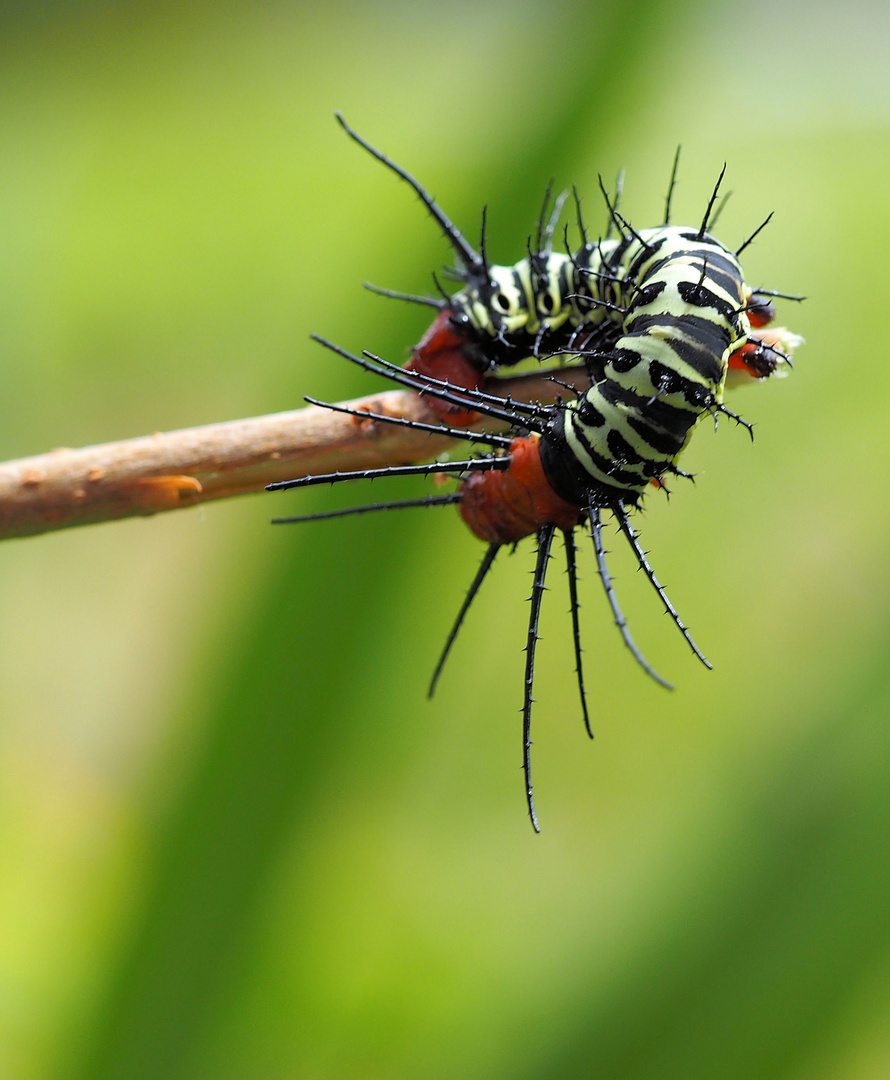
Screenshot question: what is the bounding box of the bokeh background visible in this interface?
[0,1,888,1077]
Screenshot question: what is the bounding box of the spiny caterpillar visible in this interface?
[270,120,802,830]
[335,114,798,425]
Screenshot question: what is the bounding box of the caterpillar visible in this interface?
[336,114,799,426]
[272,143,802,830]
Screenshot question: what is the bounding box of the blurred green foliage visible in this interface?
[0,1,889,1078]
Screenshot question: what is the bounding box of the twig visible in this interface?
[0,369,590,541]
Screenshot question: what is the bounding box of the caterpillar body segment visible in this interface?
[337,116,798,435]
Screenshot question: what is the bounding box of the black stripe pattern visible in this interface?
[450,225,753,502]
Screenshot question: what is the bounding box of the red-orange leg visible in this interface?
[406,310,484,426]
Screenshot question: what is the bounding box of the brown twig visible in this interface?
[0,369,590,541]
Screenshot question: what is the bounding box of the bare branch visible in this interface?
[0,368,590,541]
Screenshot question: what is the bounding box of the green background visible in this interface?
[0,2,888,1077]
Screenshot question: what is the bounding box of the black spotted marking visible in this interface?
[627,279,668,312]
[609,348,642,374]
[607,428,645,466]
[647,359,716,408]
[676,280,736,318]
[576,396,607,427]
